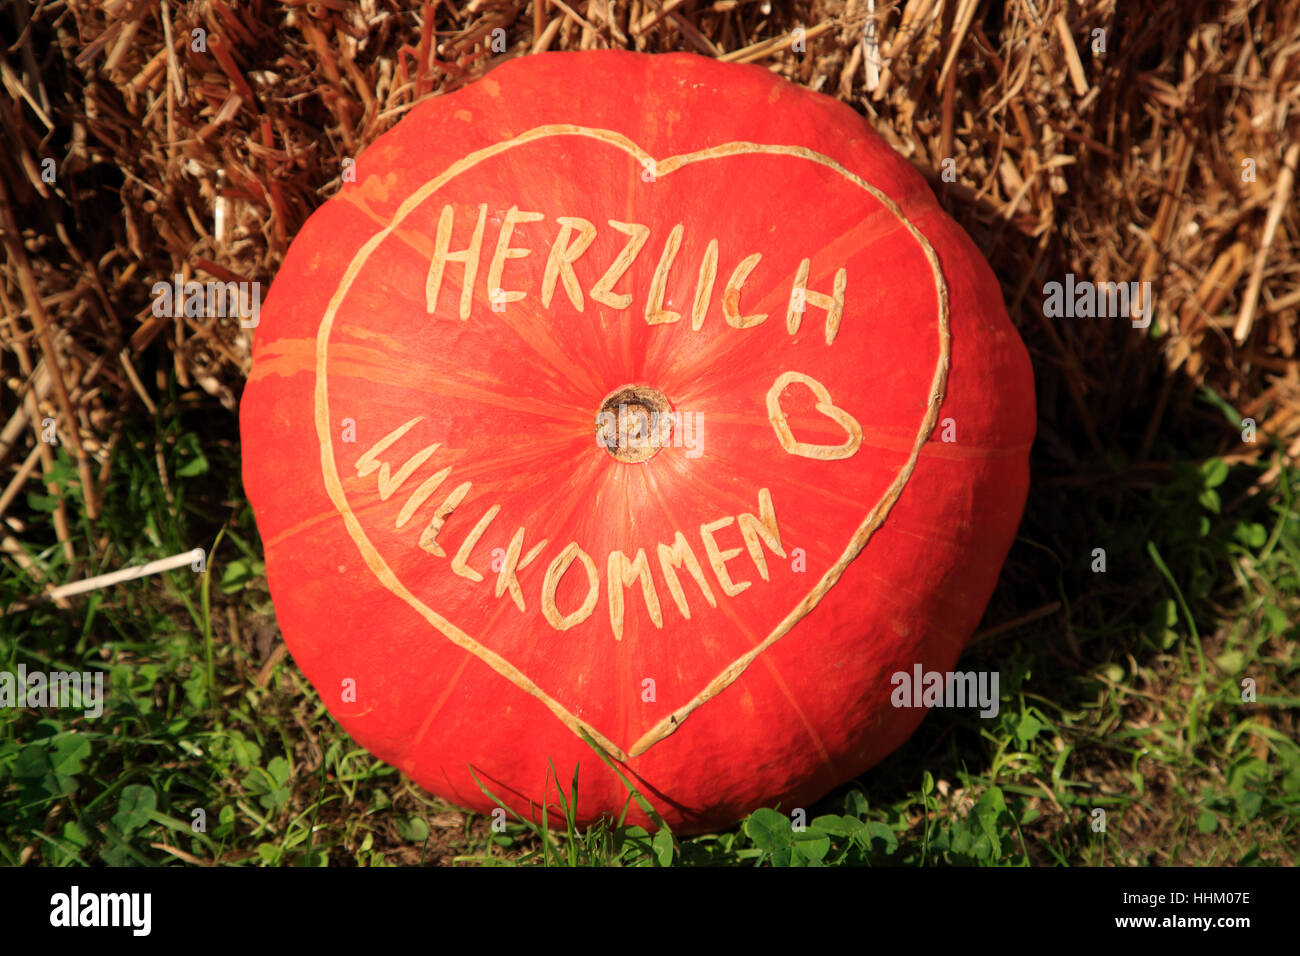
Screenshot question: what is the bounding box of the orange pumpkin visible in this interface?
[241,51,1035,833]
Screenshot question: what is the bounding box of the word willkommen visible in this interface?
[425,203,849,344]
[355,418,785,642]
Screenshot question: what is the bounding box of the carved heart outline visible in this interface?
[313,126,951,762]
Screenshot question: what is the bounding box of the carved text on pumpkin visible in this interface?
[353,419,787,643]
[425,203,848,346]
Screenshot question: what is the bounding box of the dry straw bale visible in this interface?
[1,0,1297,574]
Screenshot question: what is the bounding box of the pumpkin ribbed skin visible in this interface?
[241,51,1035,833]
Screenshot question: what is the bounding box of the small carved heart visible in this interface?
[766,370,864,460]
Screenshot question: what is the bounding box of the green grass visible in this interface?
[1,390,1298,866]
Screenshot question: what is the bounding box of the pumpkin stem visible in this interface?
[596,385,674,463]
